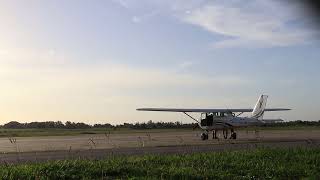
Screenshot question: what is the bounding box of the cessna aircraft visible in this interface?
[137,95,291,140]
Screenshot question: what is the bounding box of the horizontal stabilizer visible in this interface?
[262,119,284,123]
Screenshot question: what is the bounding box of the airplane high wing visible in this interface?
[136,108,291,113]
[137,95,291,140]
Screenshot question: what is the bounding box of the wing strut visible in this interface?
[236,112,244,117]
[183,112,199,123]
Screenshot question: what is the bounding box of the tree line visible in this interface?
[0,120,319,129]
[0,120,196,129]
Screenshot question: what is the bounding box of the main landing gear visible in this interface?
[222,129,237,139]
[213,130,218,139]
[201,132,209,140]
[201,129,237,140]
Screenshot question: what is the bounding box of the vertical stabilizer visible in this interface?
[251,95,268,120]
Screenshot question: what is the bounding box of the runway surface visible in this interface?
[0,129,319,163]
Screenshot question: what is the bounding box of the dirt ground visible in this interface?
[0,129,319,163]
[0,129,319,153]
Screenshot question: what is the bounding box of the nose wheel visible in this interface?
[229,129,237,139]
[230,132,237,139]
[223,129,237,139]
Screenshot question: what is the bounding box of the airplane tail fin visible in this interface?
[251,95,268,120]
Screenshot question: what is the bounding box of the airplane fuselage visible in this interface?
[199,116,263,131]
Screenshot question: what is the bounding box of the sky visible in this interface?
[0,0,319,124]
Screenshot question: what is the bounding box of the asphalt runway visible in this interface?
[0,129,320,163]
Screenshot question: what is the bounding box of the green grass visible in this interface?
[1,148,320,179]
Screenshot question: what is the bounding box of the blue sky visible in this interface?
[0,0,319,124]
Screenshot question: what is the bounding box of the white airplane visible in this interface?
[137,95,291,140]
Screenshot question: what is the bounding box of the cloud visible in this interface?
[0,48,249,89]
[131,10,160,23]
[179,1,315,48]
[0,48,67,67]
[0,50,249,97]
[50,63,249,91]
[132,16,141,23]
[110,0,205,23]
[111,0,129,9]
[0,49,252,123]
[110,0,316,47]
[178,61,194,70]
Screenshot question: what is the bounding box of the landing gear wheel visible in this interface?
[223,129,228,139]
[212,130,218,139]
[230,132,237,139]
[201,133,209,140]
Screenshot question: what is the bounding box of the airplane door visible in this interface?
[200,113,213,126]
[207,114,213,126]
[200,113,207,126]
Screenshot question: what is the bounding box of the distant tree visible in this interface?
[1,120,320,130]
[75,122,91,129]
[65,121,75,129]
[3,121,24,129]
[93,123,113,128]
[55,121,65,128]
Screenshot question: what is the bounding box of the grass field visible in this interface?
[1,148,319,179]
[1,126,320,137]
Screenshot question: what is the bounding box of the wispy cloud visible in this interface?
[181,1,315,48]
[110,0,206,23]
[0,48,66,67]
[0,48,250,90]
[0,49,252,122]
[111,0,129,9]
[112,0,316,48]
[131,10,160,23]
[178,61,194,70]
